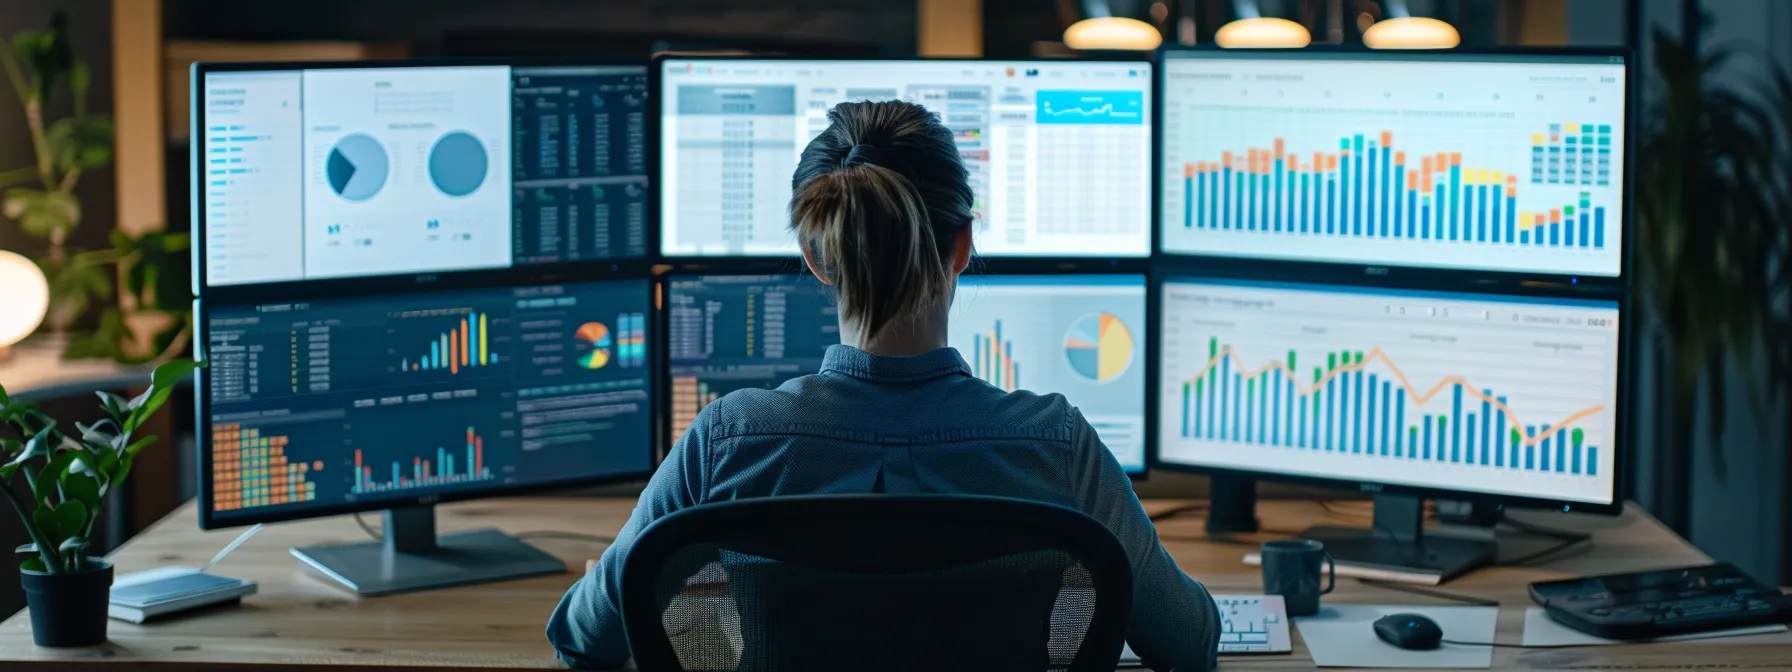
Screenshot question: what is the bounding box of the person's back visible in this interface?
[547,100,1221,671]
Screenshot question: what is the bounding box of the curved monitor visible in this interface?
[1157,49,1629,279]
[655,57,1153,259]
[198,278,655,528]
[194,61,648,289]
[1156,277,1622,512]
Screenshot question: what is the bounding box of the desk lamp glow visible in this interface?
[1215,0,1311,48]
[0,249,48,360]
[1063,0,1163,51]
[1363,0,1460,49]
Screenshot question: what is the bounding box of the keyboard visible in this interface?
[1213,594,1293,654]
[1531,563,1792,640]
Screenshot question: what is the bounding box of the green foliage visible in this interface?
[2,188,80,237]
[1636,29,1792,477]
[0,359,202,574]
[45,116,113,172]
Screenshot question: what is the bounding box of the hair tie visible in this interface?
[843,143,882,168]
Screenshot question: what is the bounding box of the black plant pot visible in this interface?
[20,558,114,647]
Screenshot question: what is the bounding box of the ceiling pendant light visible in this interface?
[1215,1,1311,49]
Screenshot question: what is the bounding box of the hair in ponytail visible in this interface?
[789,101,975,340]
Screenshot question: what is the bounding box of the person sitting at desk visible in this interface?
[546,100,1222,671]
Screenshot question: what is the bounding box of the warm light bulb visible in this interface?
[1215,17,1312,49]
[1064,16,1164,51]
[0,250,47,349]
[1363,16,1461,49]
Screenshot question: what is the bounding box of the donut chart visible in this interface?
[575,322,613,370]
[325,133,388,201]
[1064,312,1135,383]
[428,131,489,197]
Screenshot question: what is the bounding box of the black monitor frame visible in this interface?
[1144,266,1631,518]
[1150,45,1637,292]
[190,57,655,303]
[648,52,1157,265]
[193,276,662,530]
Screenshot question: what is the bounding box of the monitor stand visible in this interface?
[1297,494,1494,583]
[291,505,565,596]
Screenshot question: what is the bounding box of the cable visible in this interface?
[1357,579,1499,607]
[1147,502,1209,522]
[1495,535,1593,567]
[354,511,382,540]
[1439,639,1529,649]
[1498,516,1592,542]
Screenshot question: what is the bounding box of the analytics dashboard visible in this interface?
[1157,278,1620,504]
[200,64,647,288]
[658,59,1152,258]
[1158,51,1627,277]
[203,279,654,519]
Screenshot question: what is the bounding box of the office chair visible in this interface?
[619,494,1133,672]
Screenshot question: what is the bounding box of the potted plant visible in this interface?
[0,358,200,647]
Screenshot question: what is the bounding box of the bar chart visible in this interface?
[351,426,495,494]
[972,319,1021,392]
[1158,278,1621,504]
[211,423,321,512]
[401,311,496,374]
[1158,53,1625,277]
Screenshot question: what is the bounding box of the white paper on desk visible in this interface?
[1521,607,1788,647]
[1295,604,1497,668]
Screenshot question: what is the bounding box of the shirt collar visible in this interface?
[820,345,973,384]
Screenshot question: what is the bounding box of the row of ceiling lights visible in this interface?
[1063,0,1461,51]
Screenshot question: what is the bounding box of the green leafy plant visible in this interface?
[1635,28,1792,525]
[0,359,201,573]
[0,12,113,262]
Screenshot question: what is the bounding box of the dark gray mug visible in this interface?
[1261,539,1335,616]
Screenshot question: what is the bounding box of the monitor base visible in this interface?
[1298,525,1494,583]
[292,506,564,596]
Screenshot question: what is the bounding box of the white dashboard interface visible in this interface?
[658,59,1152,258]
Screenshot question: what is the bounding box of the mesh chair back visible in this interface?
[620,495,1132,672]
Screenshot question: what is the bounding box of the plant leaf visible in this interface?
[60,469,100,508]
[15,543,36,554]
[1,188,80,237]
[123,435,156,458]
[31,450,79,506]
[31,499,86,548]
[95,391,128,419]
[44,115,113,171]
[2,421,59,479]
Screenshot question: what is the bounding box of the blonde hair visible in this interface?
[789,101,974,339]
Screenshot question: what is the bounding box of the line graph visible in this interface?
[1158,278,1621,504]
[1036,90,1144,125]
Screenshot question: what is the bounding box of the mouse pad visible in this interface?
[1294,604,1498,668]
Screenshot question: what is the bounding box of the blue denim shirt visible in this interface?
[547,345,1221,670]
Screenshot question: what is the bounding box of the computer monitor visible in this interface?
[1157,276,1623,579]
[1157,49,1629,279]
[665,273,1148,473]
[195,61,648,289]
[951,275,1148,472]
[655,57,1152,259]
[198,278,654,594]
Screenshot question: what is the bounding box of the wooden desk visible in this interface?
[0,498,1785,670]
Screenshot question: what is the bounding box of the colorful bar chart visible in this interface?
[1176,131,1609,250]
[210,423,321,512]
[1532,123,1614,186]
[402,311,497,374]
[617,312,647,368]
[351,426,495,494]
[1158,278,1621,505]
[972,319,1021,392]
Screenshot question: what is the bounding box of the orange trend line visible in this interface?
[1183,347,1601,447]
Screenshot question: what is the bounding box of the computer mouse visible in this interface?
[1373,613,1444,650]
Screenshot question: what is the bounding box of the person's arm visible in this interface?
[546,415,709,669]
[1066,408,1221,672]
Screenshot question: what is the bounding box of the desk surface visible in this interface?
[0,498,1785,670]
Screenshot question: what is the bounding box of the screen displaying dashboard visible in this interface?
[658,59,1153,258]
[1158,51,1627,277]
[199,64,648,287]
[1157,278,1620,505]
[666,273,1146,472]
[202,279,654,520]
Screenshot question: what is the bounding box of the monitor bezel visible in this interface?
[648,52,1157,264]
[1149,45,1637,290]
[1145,268,1630,517]
[655,265,1154,478]
[193,276,662,530]
[190,57,654,302]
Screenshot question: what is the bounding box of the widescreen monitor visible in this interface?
[199,278,655,529]
[666,273,1147,472]
[196,62,648,288]
[1157,50,1628,278]
[1156,277,1621,508]
[656,57,1152,259]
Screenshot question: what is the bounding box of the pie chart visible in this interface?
[325,133,388,201]
[575,321,613,370]
[1064,312,1135,384]
[428,131,489,197]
